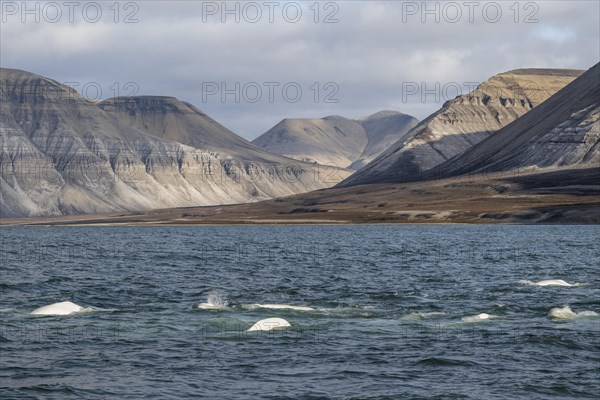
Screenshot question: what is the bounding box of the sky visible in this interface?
[1,0,599,140]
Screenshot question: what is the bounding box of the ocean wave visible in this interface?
[416,357,481,367]
[400,312,447,320]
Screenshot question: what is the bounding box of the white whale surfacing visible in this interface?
[520,279,574,287]
[247,317,291,332]
[549,306,598,320]
[461,313,492,323]
[253,304,314,312]
[30,301,84,316]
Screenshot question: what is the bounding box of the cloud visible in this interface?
[1,0,598,139]
[534,26,575,43]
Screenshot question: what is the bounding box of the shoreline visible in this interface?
[3,168,598,227]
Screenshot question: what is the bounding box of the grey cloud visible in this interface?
[1,0,598,139]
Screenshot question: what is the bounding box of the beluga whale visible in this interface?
[247,317,291,332]
[534,279,573,287]
[520,279,574,287]
[30,301,85,316]
[461,313,492,322]
[253,304,314,311]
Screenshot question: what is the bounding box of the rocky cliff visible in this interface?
[430,63,599,179]
[338,69,582,186]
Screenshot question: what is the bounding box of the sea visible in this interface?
[1,225,599,399]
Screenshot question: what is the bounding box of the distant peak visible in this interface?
[0,67,62,86]
[498,68,584,77]
[323,115,352,123]
[98,96,194,114]
[100,95,180,104]
[358,110,404,121]
[1,67,40,77]
[0,68,81,101]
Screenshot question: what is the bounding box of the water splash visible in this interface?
[400,312,446,321]
[197,291,229,310]
[549,305,598,320]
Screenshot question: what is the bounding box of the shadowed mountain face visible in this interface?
[338,68,583,187]
[251,111,418,169]
[0,69,351,217]
[429,63,599,179]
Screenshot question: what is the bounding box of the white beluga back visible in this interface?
[461,313,492,322]
[31,301,84,316]
[535,279,573,287]
[253,304,314,311]
[248,317,291,332]
[521,279,574,287]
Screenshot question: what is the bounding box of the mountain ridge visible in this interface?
[338,68,584,187]
[426,63,599,180]
[0,68,351,217]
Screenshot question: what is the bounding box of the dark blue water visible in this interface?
[1,225,599,399]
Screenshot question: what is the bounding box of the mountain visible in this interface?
[11,66,597,225]
[98,96,285,163]
[251,111,418,169]
[339,68,583,187]
[352,111,420,169]
[427,63,599,179]
[0,69,351,217]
